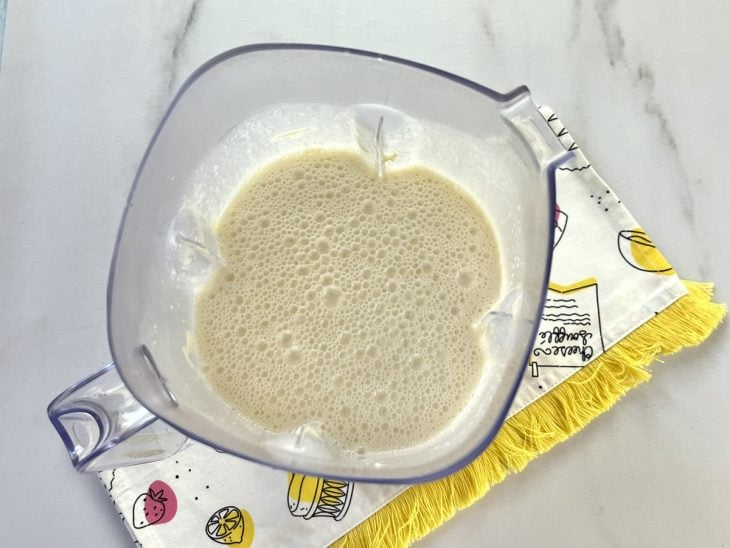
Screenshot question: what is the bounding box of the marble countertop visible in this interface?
[1,1,728,546]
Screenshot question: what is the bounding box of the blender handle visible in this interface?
[501,93,573,172]
[47,363,189,472]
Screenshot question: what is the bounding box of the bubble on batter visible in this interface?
[276,330,294,348]
[194,148,501,452]
[321,285,342,308]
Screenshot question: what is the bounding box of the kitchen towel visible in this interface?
[97,107,725,547]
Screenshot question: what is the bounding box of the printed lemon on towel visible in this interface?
[618,228,674,275]
[205,505,254,546]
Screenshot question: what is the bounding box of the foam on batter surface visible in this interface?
[194,148,501,452]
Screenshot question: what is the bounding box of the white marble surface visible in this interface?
[1,1,728,546]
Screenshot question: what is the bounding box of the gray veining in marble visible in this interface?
[596,0,626,67]
[478,3,496,45]
[587,0,702,232]
[568,0,582,43]
[167,0,201,95]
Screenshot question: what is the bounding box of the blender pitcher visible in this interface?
[48,44,570,483]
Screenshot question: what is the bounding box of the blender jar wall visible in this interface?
[97,45,568,481]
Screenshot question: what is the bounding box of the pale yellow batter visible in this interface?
[195,148,501,452]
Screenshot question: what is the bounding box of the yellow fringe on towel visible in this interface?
[333,280,726,548]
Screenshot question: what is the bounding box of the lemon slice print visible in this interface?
[205,506,254,546]
[617,228,674,275]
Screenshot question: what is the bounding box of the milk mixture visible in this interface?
[194,148,501,452]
